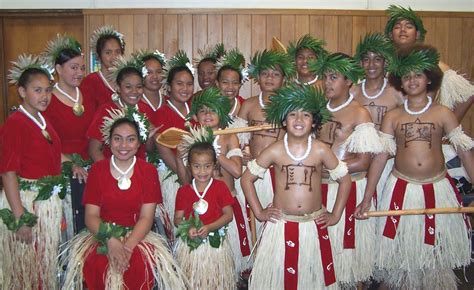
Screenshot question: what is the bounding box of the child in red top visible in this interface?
[174,138,236,289]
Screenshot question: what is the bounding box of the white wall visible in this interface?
[0,0,473,11]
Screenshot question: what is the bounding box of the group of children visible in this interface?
[0,4,473,290]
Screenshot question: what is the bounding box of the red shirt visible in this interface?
[0,111,62,178]
[83,158,162,227]
[149,102,191,133]
[80,72,114,109]
[175,179,234,225]
[236,95,245,105]
[87,101,150,160]
[44,91,96,159]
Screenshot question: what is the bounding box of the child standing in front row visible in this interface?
[241,84,352,289]
[174,132,236,289]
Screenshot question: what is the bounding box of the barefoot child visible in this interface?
[241,84,352,289]
[237,49,295,235]
[185,87,253,279]
[355,44,473,290]
[174,131,236,289]
[309,53,385,287]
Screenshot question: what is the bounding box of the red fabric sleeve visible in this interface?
[82,161,103,206]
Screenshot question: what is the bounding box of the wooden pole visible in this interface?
[249,209,257,246]
[364,207,474,217]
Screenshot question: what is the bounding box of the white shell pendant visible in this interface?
[73,102,85,116]
[117,176,131,190]
[193,199,209,215]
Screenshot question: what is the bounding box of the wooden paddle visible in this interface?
[272,36,287,53]
[364,207,474,217]
[155,124,279,148]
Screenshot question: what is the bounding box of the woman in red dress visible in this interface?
[80,26,125,108]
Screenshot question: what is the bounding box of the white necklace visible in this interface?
[258,92,266,109]
[117,98,139,111]
[54,83,84,116]
[295,74,318,85]
[142,91,162,112]
[19,105,52,143]
[361,78,387,100]
[111,155,136,190]
[98,70,116,92]
[326,93,354,113]
[167,99,189,120]
[404,96,432,115]
[192,178,213,215]
[284,133,312,164]
[229,98,238,116]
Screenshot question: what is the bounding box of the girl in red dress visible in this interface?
[61,118,188,290]
[80,26,125,108]
[0,54,86,289]
[87,56,154,162]
[174,133,236,289]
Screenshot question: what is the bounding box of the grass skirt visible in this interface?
[60,230,189,289]
[0,188,62,289]
[157,167,180,241]
[375,170,471,289]
[324,176,376,287]
[174,236,236,289]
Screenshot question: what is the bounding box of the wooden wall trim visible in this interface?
[0,9,82,17]
[83,8,474,18]
[0,18,6,121]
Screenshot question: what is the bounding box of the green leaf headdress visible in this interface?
[248,49,296,81]
[43,34,82,67]
[309,53,364,84]
[177,126,215,161]
[90,25,125,56]
[163,50,194,82]
[8,54,54,85]
[287,34,328,60]
[388,46,439,77]
[354,33,395,65]
[216,48,249,83]
[187,87,233,128]
[265,83,331,128]
[194,43,226,65]
[100,106,151,144]
[108,55,146,83]
[385,5,427,41]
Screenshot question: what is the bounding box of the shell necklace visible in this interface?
[295,74,318,85]
[326,93,354,113]
[111,155,136,190]
[167,99,189,120]
[361,78,387,100]
[284,133,312,165]
[192,178,213,215]
[54,83,84,116]
[142,91,163,112]
[19,105,52,143]
[404,96,432,115]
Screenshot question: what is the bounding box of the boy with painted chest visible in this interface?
[241,84,351,290]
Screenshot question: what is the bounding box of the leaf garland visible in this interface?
[308,53,365,84]
[247,49,296,81]
[353,33,395,65]
[384,5,427,41]
[287,34,328,60]
[187,87,233,128]
[388,47,439,77]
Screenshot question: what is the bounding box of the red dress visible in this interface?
[0,111,61,178]
[175,179,234,225]
[44,91,96,160]
[87,101,151,160]
[80,72,114,109]
[82,158,162,290]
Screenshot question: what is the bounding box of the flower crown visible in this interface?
[108,55,146,83]
[388,46,439,77]
[265,83,330,126]
[162,50,194,82]
[42,34,82,67]
[287,34,328,60]
[8,54,54,85]
[216,48,249,83]
[248,49,296,81]
[353,33,395,67]
[385,5,427,41]
[90,25,125,55]
[309,53,365,84]
[194,43,226,66]
[177,126,215,161]
[187,87,233,128]
[100,106,151,144]
[132,49,167,78]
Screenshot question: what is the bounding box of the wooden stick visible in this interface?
[213,124,277,135]
[364,207,474,217]
[249,209,257,246]
[272,36,287,53]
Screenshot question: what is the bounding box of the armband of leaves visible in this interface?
[0,207,38,232]
[94,222,133,255]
